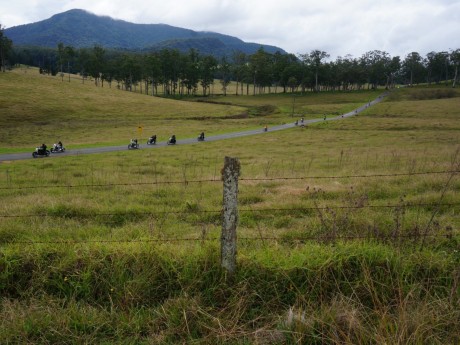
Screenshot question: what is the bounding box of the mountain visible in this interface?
[4,9,286,57]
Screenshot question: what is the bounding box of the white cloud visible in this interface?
[1,0,459,58]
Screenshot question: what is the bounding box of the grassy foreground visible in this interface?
[1,243,458,344]
[0,68,459,343]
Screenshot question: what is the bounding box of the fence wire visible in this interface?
[3,231,458,246]
[0,169,458,191]
[0,202,458,219]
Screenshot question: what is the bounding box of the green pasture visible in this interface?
[0,67,459,343]
[1,67,380,152]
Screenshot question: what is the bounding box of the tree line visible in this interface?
[2,26,459,94]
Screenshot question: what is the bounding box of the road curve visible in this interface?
[0,93,387,163]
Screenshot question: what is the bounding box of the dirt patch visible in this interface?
[409,89,458,100]
[248,105,277,116]
[185,112,248,120]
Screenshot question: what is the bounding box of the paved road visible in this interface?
[0,93,387,162]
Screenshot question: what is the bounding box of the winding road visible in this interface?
[0,93,387,162]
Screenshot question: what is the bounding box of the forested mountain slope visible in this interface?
[5,9,285,57]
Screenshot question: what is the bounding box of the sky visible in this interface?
[1,0,459,59]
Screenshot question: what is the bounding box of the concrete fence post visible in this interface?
[221,156,240,275]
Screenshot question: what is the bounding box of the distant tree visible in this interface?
[199,55,217,96]
[450,48,460,88]
[57,42,65,80]
[426,51,438,84]
[272,52,297,93]
[360,50,391,89]
[158,49,181,95]
[0,24,13,72]
[387,56,401,89]
[179,48,199,95]
[402,52,425,85]
[89,45,106,86]
[64,45,76,82]
[144,53,161,95]
[76,48,91,83]
[280,62,303,93]
[231,51,247,95]
[439,51,451,86]
[218,55,231,96]
[335,55,365,90]
[249,48,273,95]
[287,76,298,93]
[300,50,330,92]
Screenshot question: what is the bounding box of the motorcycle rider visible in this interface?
[169,135,176,144]
[52,141,63,151]
[130,138,138,148]
[39,143,47,154]
[199,132,205,140]
[148,135,157,144]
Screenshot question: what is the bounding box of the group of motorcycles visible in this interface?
[128,133,205,150]
[32,143,65,158]
[32,132,206,157]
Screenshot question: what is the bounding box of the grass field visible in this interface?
[0,67,381,152]
[0,67,459,344]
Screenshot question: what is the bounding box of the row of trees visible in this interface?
[2,25,459,94]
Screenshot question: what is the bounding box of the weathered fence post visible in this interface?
[221,156,240,275]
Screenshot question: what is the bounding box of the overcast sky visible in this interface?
[1,0,459,59]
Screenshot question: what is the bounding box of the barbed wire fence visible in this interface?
[1,159,459,272]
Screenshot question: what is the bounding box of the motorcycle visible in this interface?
[50,144,65,153]
[197,135,205,142]
[167,138,177,145]
[128,142,140,149]
[32,147,50,158]
[147,136,157,145]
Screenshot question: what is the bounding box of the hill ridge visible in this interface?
[4,9,286,57]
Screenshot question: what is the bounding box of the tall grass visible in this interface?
[0,242,458,343]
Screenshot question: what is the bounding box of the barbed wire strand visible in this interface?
[0,170,458,191]
[1,202,458,219]
[0,203,457,219]
[3,232,458,246]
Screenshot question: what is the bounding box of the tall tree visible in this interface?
[89,45,106,86]
[387,56,401,89]
[360,50,391,89]
[57,42,65,80]
[0,24,13,72]
[272,52,297,93]
[249,48,273,95]
[199,55,217,96]
[300,50,330,92]
[64,45,75,82]
[144,53,161,95]
[450,48,460,88]
[402,52,425,85]
[218,55,231,96]
[231,51,247,95]
[180,49,200,95]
